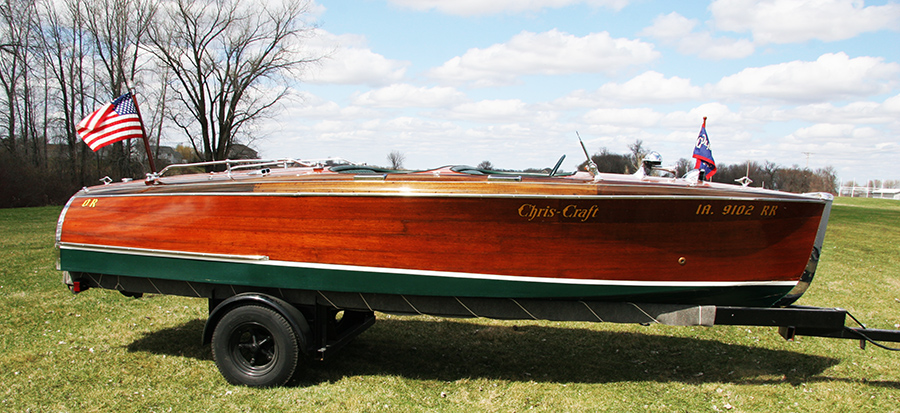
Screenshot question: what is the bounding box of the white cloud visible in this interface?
[788,123,858,143]
[786,101,894,125]
[884,93,900,113]
[715,53,900,103]
[428,30,659,87]
[300,30,410,86]
[439,99,533,122]
[780,124,886,162]
[385,0,629,16]
[600,71,704,105]
[640,11,695,39]
[576,103,741,153]
[352,84,467,108]
[710,0,900,44]
[661,102,739,129]
[277,91,381,120]
[554,71,703,109]
[583,107,663,128]
[640,12,754,59]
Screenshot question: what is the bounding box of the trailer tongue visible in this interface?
[715,306,900,351]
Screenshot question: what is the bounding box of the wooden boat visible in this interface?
[55,157,834,386]
[57,157,831,308]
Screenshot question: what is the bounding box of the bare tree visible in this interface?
[147,0,320,164]
[40,0,93,184]
[84,0,155,98]
[627,139,648,174]
[578,147,630,174]
[0,0,39,157]
[811,166,838,193]
[761,160,779,189]
[675,157,693,177]
[387,150,405,170]
[83,0,157,177]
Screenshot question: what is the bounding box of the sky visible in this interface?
[248,0,900,183]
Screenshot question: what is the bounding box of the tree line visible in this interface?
[390,139,840,194]
[571,140,839,194]
[0,0,319,208]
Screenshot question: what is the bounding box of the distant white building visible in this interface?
[228,144,259,159]
[873,188,900,200]
[839,185,900,199]
[148,146,186,164]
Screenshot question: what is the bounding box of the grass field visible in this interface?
[1,198,898,412]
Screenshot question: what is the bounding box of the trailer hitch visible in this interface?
[715,305,900,351]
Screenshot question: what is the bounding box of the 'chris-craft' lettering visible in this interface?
[518,204,600,222]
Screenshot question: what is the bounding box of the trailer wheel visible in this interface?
[211,305,300,387]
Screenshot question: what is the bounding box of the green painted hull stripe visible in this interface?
[59,248,793,306]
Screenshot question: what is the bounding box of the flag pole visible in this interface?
[124,83,157,174]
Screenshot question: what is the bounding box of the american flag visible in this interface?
[76,93,144,151]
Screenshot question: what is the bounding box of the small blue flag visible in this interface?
[692,117,716,180]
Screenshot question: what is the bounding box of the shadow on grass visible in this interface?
[127,316,896,388]
[127,318,212,361]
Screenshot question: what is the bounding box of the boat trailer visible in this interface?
[65,272,900,387]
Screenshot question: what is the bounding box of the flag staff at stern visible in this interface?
[692,117,716,180]
[75,89,156,174]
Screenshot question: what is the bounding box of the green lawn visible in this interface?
[1,199,898,412]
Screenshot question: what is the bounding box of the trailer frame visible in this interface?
[63,271,900,387]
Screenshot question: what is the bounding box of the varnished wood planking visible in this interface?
[61,190,822,284]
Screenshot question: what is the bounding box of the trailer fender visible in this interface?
[203,293,311,353]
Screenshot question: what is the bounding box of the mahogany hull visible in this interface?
[57,167,831,307]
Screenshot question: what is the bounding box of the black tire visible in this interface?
[211,305,300,387]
